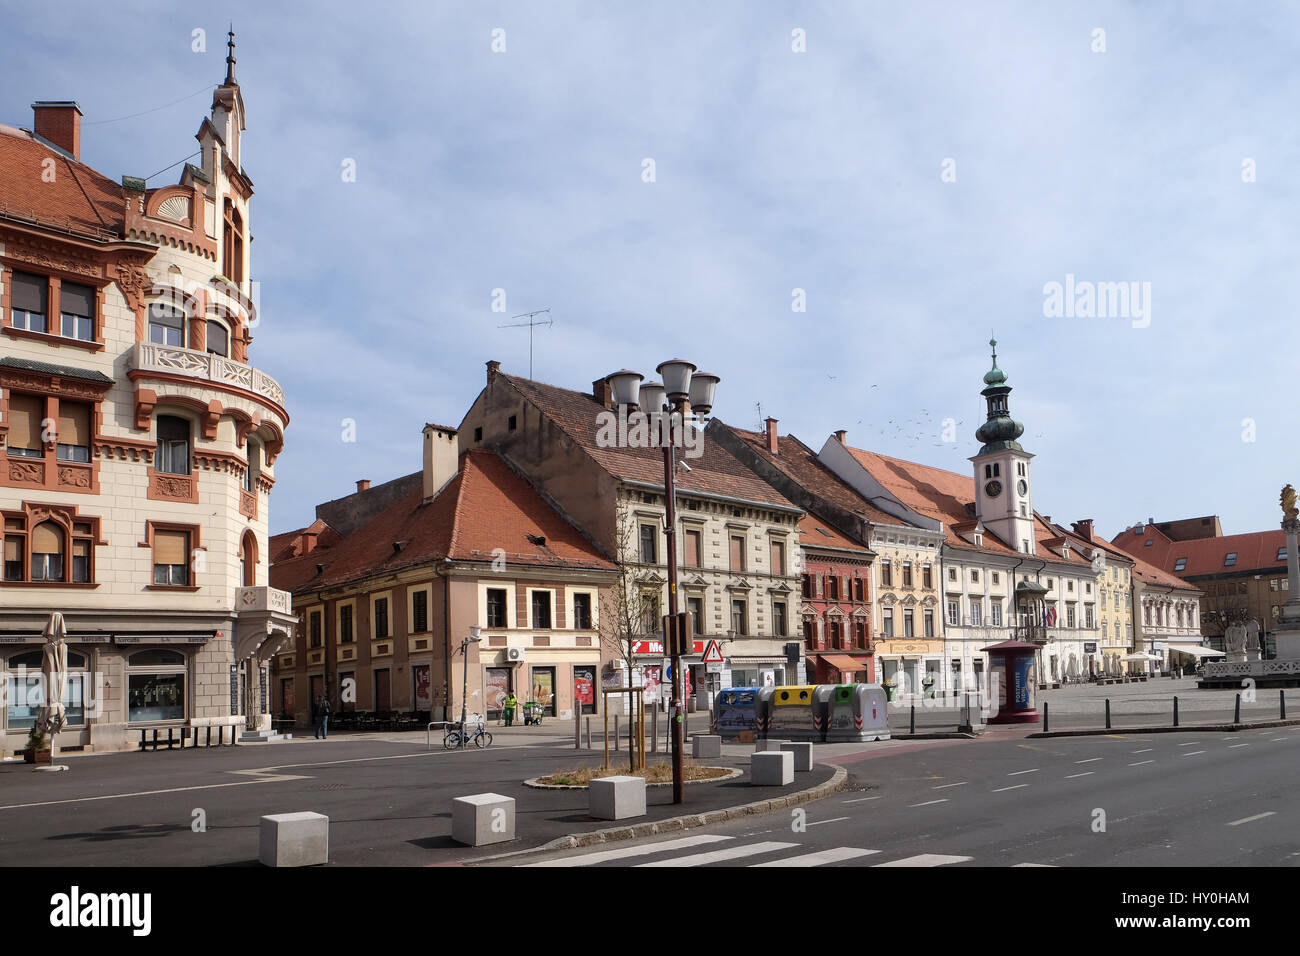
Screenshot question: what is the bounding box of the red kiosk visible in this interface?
[981,640,1040,724]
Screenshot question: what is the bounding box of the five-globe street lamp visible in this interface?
[608,360,719,804]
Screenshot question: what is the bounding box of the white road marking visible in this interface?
[637,841,797,867]
[0,769,311,812]
[1007,769,1039,776]
[1227,812,1276,827]
[842,796,883,804]
[992,784,1028,792]
[1065,772,1095,779]
[1183,750,1206,756]
[1128,760,1155,766]
[908,799,949,807]
[932,781,968,790]
[523,834,732,867]
[875,854,973,867]
[751,847,881,867]
[1178,742,1201,747]
[806,816,850,827]
[1228,743,1251,749]
[1075,757,1103,764]
[1132,749,1153,754]
[1012,863,1057,867]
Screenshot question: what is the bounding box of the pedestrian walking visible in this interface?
[313,693,331,739]
[503,691,518,727]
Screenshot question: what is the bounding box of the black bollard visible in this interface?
[1234,693,1241,724]
[1173,696,1179,728]
[910,704,916,735]
[1105,698,1111,730]
[1282,690,1288,720]
[1043,700,1049,733]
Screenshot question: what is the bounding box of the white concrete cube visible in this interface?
[692,735,722,758]
[589,775,647,820]
[756,738,791,752]
[452,792,516,846]
[780,741,814,772]
[751,751,794,786]
[259,811,329,867]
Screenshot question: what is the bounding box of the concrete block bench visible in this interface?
[590,775,646,820]
[452,793,515,846]
[755,738,791,752]
[751,750,794,786]
[692,735,722,758]
[260,811,328,867]
[780,741,814,772]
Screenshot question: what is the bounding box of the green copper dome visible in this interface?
[975,337,1024,453]
[983,337,1007,386]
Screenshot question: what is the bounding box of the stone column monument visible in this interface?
[1275,484,1300,660]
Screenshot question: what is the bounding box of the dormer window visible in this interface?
[974,533,983,546]
[1173,557,1187,572]
[1224,552,1237,567]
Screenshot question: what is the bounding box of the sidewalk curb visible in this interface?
[474,764,848,863]
[1029,718,1300,738]
[891,732,979,740]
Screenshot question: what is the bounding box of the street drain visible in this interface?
[308,783,346,791]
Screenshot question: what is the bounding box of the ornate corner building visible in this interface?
[0,37,294,756]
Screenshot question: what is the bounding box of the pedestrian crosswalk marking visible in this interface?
[636,841,798,867]
[523,834,732,867]
[874,854,973,867]
[751,847,881,867]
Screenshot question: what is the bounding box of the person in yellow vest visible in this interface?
[503,692,518,727]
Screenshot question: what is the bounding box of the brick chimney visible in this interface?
[300,530,318,555]
[423,424,460,502]
[486,360,500,384]
[32,102,81,161]
[1072,518,1094,541]
[592,375,613,409]
[356,479,370,493]
[764,417,779,454]
[833,429,847,445]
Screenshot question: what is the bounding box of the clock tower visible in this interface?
[970,339,1036,554]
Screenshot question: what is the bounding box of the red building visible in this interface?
[798,513,876,682]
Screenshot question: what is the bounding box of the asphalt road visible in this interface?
[502,727,1300,867]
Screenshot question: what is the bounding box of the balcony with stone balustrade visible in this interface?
[129,342,286,412]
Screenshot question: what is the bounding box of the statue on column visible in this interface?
[1224,623,1247,663]
[1282,484,1298,522]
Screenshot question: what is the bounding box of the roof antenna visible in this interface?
[498,309,552,380]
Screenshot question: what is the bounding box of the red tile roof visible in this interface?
[0,125,124,238]
[1112,523,1286,579]
[270,450,615,594]
[499,375,799,510]
[723,426,900,527]
[798,513,872,555]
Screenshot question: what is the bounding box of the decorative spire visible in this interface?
[983,335,1007,387]
[975,337,1024,453]
[224,26,237,86]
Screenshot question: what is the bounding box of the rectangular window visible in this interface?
[71,539,89,582]
[770,539,785,576]
[1085,606,1094,629]
[639,525,657,564]
[206,320,230,357]
[948,567,957,582]
[970,569,979,583]
[573,593,592,629]
[772,600,787,637]
[156,416,190,475]
[855,621,868,649]
[991,602,1002,627]
[684,529,701,568]
[152,529,190,586]
[924,610,935,637]
[412,590,428,632]
[881,561,892,587]
[59,282,95,341]
[923,565,932,589]
[147,303,186,347]
[531,591,552,629]
[803,619,816,650]
[309,611,322,648]
[992,572,1000,585]
[731,599,747,635]
[902,563,913,587]
[969,601,982,627]
[10,272,48,332]
[1224,553,1238,567]
[687,596,703,634]
[340,605,354,643]
[947,600,960,626]
[801,573,812,598]
[1173,558,1187,572]
[55,401,91,463]
[6,394,44,458]
[881,608,894,638]
[486,588,508,628]
[827,575,840,600]
[1278,547,1287,562]
[31,521,63,581]
[903,609,915,637]
[729,535,745,572]
[374,598,389,639]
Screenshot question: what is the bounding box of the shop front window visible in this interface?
[5,649,87,728]
[126,649,186,722]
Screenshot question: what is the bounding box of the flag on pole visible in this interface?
[1042,606,1058,627]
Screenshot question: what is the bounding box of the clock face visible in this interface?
[1017,479,1028,496]
[985,480,1002,498]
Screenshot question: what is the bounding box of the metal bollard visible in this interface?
[910,704,916,735]
[1105,698,1111,731]
[1282,690,1288,720]
[1235,693,1241,724]
[584,716,591,749]
[1043,701,1049,733]
[1173,696,1179,728]
[613,714,620,747]
[650,706,658,754]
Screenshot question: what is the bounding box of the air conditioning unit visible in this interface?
[507,647,526,663]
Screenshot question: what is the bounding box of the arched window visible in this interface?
[223,201,245,284]
[206,320,230,358]
[239,531,258,587]
[243,439,260,493]
[156,416,191,476]
[31,521,64,581]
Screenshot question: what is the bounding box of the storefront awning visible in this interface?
[821,654,867,672]
[1169,646,1226,659]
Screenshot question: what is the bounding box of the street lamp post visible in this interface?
[609,360,720,804]
[459,626,483,749]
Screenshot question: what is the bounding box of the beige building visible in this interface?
[0,42,293,756]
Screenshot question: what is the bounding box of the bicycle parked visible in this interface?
[443,716,492,750]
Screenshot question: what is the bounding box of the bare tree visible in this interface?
[599,509,658,769]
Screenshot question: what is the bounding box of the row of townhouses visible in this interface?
[0,57,1214,754]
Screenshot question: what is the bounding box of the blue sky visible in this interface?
[4,2,1297,539]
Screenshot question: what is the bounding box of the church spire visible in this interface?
[974,337,1024,454]
[224,26,237,86]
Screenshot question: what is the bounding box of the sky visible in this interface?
[4,2,1298,539]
